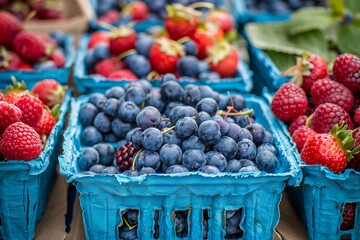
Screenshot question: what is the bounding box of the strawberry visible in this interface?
[0,101,22,133]
[301,124,360,173]
[333,54,360,93]
[288,115,307,136]
[208,41,238,78]
[271,82,308,121]
[354,108,360,125]
[98,10,120,24]
[13,31,50,63]
[284,54,328,93]
[310,103,353,133]
[88,31,110,49]
[108,70,137,81]
[292,126,316,153]
[17,60,32,70]
[35,107,57,137]
[94,58,125,77]
[0,48,21,71]
[206,11,235,33]
[31,79,65,108]
[109,25,137,55]
[0,11,23,48]
[38,33,57,50]
[311,78,354,112]
[149,38,184,74]
[340,203,357,230]
[192,30,213,59]
[5,92,26,104]
[3,78,28,104]
[50,49,65,68]
[14,93,44,127]
[165,3,201,40]
[0,122,42,161]
[123,1,149,21]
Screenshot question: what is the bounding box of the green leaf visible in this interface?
[343,0,360,16]
[329,0,346,16]
[264,51,297,72]
[287,7,342,36]
[337,24,360,56]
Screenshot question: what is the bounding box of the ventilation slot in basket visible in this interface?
[118,209,139,240]
[153,210,160,239]
[340,234,352,240]
[224,208,244,239]
[203,209,209,239]
[174,210,189,238]
[340,203,357,231]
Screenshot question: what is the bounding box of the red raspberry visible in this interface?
[116,142,137,171]
[0,101,22,133]
[333,54,360,93]
[348,131,360,171]
[292,126,316,153]
[354,108,360,125]
[95,58,125,77]
[14,93,44,127]
[300,54,328,93]
[288,115,307,136]
[108,70,137,81]
[340,203,357,230]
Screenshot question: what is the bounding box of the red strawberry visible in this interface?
[50,49,65,68]
[124,1,149,21]
[333,54,360,93]
[310,103,353,133]
[292,126,316,153]
[35,107,56,137]
[94,58,125,77]
[340,203,357,230]
[311,78,354,112]
[0,101,22,133]
[38,33,57,49]
[270,82,308,121]
[5,92,26,104]
[14,93,44,127]
[88,31,110,49]
[109,25,137,55]
[3,78,28,104]
[13,31,49,63]
[165,3,200,40]
[301,124,360,173]
[284,54,328,93]
[288,115,307,136]
[0,122,42,161]
[17,60,32,70]
[98,10,120,24]
[149,38,184,74]
[0,48,21,71]
[192,30,213,59]
[31,79,65,108]
[208,41,238,78]
[108,70,137,80]
[0,11,23,48]
[206,11,234,33]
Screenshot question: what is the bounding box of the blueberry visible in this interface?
[136,80,153,93]
[175,212,185,233]
[226,123,243,142]
[124,209,138,225]
[233,116,251,128]
[239,159,256,168]
[225,210,242,235]
[81,126,103,146]
[118,226,138,239]
[111,118,134,138]
[136,106,161,130]
[102,98,120,117]
[141,127,163,151]
[181,39,198,56]
[79,103,98,126]
[166,165,189,174]
[136,150,160,170]
[89,164,106,173]
[224,159,241,173]
[217,94,229,110]
[198,61,210,73]
[214,118,230,136]
[34,60,57,70]
[102,166,120,174]
[198,71,221,80]
[159,144,182,167]
[140,167,157,175]
[226,117,235,123]
[163,129,182,145]
[143,0,165,11]
[123,169,140,176]
[162,73,177,82]
[199,165,221,174]
[127,55,151,78]
[237,139,257,160]
[88,93,107,109]
[262,131,274,144]
[182,149,206,171]
[93,143,115,166]
[227,95,245,111]
[239,165,260,173]
[245,123,265,146]
[146,91,166,112]
[160,81,183,102]
[105,87,125,99]
[116,139,127,149]
[169,106,189,124]
[164,102,184,116]
[129,128,143,149]
[78,148,99,171]
[213,136,238,160]
[185,106,197,117]
[182,85,202,107]
[175,117,198,138]
[198,120,221,145]
[257,143,276,155]
[178,76,195,81]
[124,53,138,67]
[241,128,253,141]
[104,133,119,143]
[94,112,112,133]
[50,30,66,47]
[182,135,205,152]
[84,50,97,71]
[196,98,219,116]
[255,150,278,173]
[195,111,211,125]
[93,43,110,61]
[198,85,213,98]
[125,87,146,106]
[118,101,141,123]
[135,35,155,57]
[205,151,227,172]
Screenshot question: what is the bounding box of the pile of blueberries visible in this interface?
[245,0,327,14]
[77,75,278,176]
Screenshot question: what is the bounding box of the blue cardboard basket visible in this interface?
[0,91,71,240]
[74,34,253,94]
[263,88,360,240]
[59,93,301,240]
[0,35,75,90]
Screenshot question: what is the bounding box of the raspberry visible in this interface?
[333,54,360,93]
[292,126,316,153]
[354,108,360,125]
[0,101,22,133]
[340,203,357,230]
[14,93,44,127]
[116,142,137,171]
[288,115,307,136]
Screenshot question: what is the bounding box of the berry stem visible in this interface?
[187,2,214,10]
[161,118,170,121]
[131,148,144,171]
[217,109,253,117]
[122,216,138,230]
[177,36,191,44]
[115,49,137,61]
[147,71,160,80]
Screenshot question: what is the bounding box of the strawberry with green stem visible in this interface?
[0,11,23,48]
[207,41,239,78]
[109,24,137,56]
[3,77,28,104]
[36,105,59,144]
[31,79,65,108]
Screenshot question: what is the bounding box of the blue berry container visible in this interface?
[0,91,71,240]
[263,88,360,240]
[0,35,75,90]
[74,34,253,94]
[59,93,301,240]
